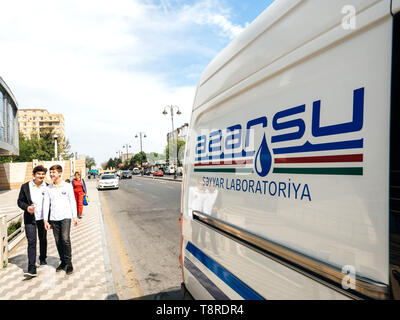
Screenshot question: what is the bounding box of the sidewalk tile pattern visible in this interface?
[0,183,110,300]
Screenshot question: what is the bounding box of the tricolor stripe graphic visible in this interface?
[194,153,363,176]
[273,153,363,175]
[194,159,254,174]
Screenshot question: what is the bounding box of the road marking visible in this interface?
[100,196,144,298]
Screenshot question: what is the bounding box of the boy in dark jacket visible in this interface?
[17,165,48,277]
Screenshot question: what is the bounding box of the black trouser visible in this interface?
[25,220,47,268]
[50,219,72,265]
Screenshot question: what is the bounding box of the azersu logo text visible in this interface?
[195,88,365,178]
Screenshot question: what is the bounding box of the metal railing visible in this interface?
[0,207,25,268]
[6,210,24,249]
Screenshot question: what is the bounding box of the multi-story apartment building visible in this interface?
[17,109,65,138]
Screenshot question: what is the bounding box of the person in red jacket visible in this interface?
[72,172,87,219]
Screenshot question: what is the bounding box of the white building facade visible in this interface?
[0,77,19,156]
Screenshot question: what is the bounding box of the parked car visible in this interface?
[132,168,140,175]
[97,174,119,190]
[154,170,164,177]
[121,171,132,179]
[165,164,175,175]
[143,169,151,175]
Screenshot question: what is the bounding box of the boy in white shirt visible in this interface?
[44,164,78,275]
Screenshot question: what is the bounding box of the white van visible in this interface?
[180,0,400,300]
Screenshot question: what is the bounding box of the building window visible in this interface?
[10,103,15,144]
[0,89,4,142]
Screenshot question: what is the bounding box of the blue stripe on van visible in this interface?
[184,258,230,300]
[186,241,264,300]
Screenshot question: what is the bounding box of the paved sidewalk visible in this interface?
[0,181,117,300]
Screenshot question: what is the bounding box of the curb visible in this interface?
[94,185,119,300]
[136,175,182,183]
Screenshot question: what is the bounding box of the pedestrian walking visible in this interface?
[71,171,87,219]
[43,165,78,275]
[17,165,49,277]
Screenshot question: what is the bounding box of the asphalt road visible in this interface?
[98,176,183,300]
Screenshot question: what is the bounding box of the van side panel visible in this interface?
[183,0,393,299]
[194,0,385,110]
[182,217,351,300]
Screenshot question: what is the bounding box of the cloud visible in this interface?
[0,0,249,165]
[177,1,246,39]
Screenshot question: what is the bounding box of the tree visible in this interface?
[105,158,115,170]
[165,138,185,166]
[132,152,147,167]
[86,156,96,169]
[105,157,121,170]
[0,129,74,163]
[145,152,165,166]
[39,128,73,160]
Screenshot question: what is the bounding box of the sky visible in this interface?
[0,0,274,166]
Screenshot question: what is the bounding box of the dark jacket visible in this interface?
[17,181,49,224]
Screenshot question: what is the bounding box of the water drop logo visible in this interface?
[255,134,272,177]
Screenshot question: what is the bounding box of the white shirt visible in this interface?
[43,182,78,221]
[188,187,208,218]
[28,180,47,221]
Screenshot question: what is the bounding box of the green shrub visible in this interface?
[7,219,22,238]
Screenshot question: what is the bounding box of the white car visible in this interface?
[97,174,119,190]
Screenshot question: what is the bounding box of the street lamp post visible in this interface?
[53,134,58,160]
[162,105,181,179]
[116,151,122,168]
[122,144,131,168]
[135,132,147,171]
